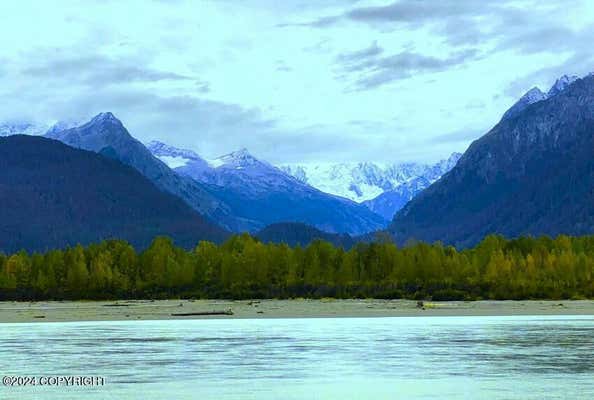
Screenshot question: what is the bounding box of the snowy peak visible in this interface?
[0,121,47,137]
[522,87,547,103]
[147,140,202,161]
[547,74,579,97]
[212,148,265,169]
[91,112,119,124]
[46,112,133,148]
[46,112,126,141]
[501,87,547,121]
[146,141,207,169]
[45,120,80,136]
[85,112,123,129]
[1,118,81,138]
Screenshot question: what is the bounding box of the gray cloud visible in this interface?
[337,43,479,90]
[501,21,594,99]
[280,0,502,30]
[346,0,487,24]
[292,0,593,95]
[23,55,191,87]
[276,15,341,28]
[195,80,211,93]
[282,0,584,55]
[3,0,590,165]
[336,40,383,64]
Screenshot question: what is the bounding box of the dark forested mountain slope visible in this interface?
[390,75,594,247]
[256,222,356,248]
[0,135,228,252]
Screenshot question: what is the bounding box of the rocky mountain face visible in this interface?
[390,74,594,247]
[0,135,228,252]
[152,144,388,235]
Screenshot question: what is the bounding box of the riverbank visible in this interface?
[1,299,594,322]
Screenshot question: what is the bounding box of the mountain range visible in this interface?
[279,154,461,205]
[4,113,387,236]
[148,141,387,235]
[149,142,461,222]
[0,120,79,137]
[390,73,594,246]
[2,115,460,235]
[1,71,591,251]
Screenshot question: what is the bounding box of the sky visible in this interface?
[1,0,593,164]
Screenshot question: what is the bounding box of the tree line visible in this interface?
[1,234,593,300]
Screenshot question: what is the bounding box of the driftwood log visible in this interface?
[171,309,233,316]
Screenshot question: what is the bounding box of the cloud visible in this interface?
[345,0,485,24]
[23,54,192,87]
[281,0,584,53]
[337,44,479,90]
[2,0,592,165]
[498,20,594,98]
[195,80,211,93]
[277,15,341,28]
[336,40,383,64]
[280,0,501,30]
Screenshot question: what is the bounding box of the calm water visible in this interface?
[1,316,593,399]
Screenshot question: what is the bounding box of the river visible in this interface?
[1,315,593,399]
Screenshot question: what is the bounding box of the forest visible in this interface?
[1,234,593,301]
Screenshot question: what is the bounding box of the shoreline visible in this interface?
[1,299,593,323]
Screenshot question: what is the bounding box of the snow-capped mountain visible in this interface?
[501,74,580,121]
[147,140,205,167]
[362,176,432,220]
[356,153,462,220]
[0,122,48,136]
[280,153,462,204]
[147,140,212,180]
[0,120,80,137]
[148,142,387,234]
[151,140,462,224]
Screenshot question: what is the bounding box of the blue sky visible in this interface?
[1,0,593,163]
